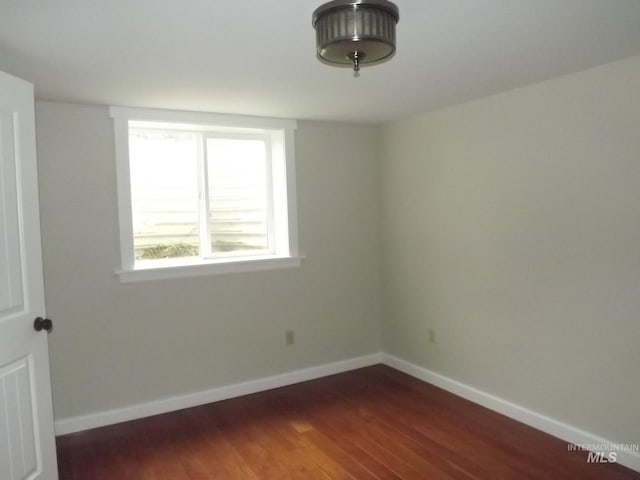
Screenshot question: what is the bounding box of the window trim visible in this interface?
[110,106,300,282]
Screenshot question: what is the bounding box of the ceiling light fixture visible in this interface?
[312,0,399,76]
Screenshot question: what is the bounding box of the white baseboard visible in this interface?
[54,352,383,436]
[382,353,640,473]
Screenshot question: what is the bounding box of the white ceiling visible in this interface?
[1,0,640,124]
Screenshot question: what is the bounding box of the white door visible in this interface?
[0,71,58,479]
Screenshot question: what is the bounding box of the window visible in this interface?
[110,107,300,282]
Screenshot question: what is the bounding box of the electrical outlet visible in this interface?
[428,328,436,344]
[286,329,295,345]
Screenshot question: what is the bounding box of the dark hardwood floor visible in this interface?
[56,365,639,479]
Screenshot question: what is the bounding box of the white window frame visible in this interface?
[198,131,275,259]
[110,106,301,282]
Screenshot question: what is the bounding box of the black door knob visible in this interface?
[34,317,53,333]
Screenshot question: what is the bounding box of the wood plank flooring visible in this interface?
[56,365,639,479]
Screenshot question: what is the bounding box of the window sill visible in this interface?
[116,255,303,283]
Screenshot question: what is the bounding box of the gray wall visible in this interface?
[36,103,382,420]
[36,55,640,448]
[379,55,640,444]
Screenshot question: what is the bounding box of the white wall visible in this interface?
[380,55,640,445]
[35,103,382,420]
